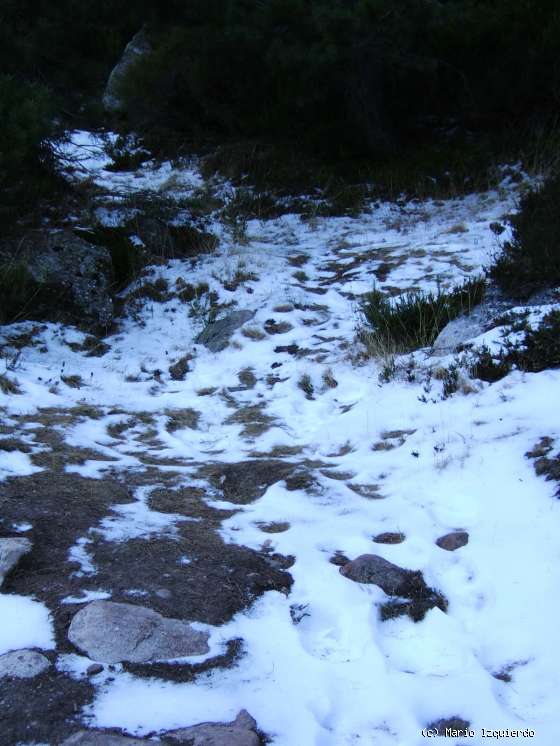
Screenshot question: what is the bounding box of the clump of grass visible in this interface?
[104,134,149,172]
[241,326,266,341]
[490,174,560,296]
[361,277,486,353]
[165,408,200,433]
[322,368,338,389]
[127,277,170,303]
[298,373,314,399]
[61,374,83,389]
[0,373,22,394]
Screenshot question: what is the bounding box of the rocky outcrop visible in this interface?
[103,29,152,113]
[0,230,114,326]
[62,711,261,745]
[196,310,255,352]
[0,649,50,679]
[165,709,260,745]
[68,601,210,663]
[0,537,32,587]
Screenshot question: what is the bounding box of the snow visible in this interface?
[1,133,558,743]
[0,595,54,655]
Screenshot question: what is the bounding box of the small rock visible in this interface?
[86,663,104,676]
[373,532,405,545]
[196,310,255,352]
[274,343,299,355]
[165,709,260,745]
[329,551,350,566]
[0,537,32,587]
[0,649,50,679]
[340,554,419,596]
[68,601,210,663]
[426,717,471,737]
[436,531,469,551]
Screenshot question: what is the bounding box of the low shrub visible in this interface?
[510,309,560,372]
[469,310,560,382]
[361,278,485,353]
[0,259,39,325]
[490,174,560,295]
[0,75,58,227]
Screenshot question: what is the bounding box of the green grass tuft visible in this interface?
[361,278,486,353]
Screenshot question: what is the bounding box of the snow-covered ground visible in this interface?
[1,132,559,744]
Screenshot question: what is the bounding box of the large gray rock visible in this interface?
[196,310,255,352]
[0,230,114,326]
[340,554,421,596]
[0,649,50,679]
[0,537,32,587]
[68,601,209,663]
[431,313,485,355]
[62,733,144,745]
[103,29,152,113]
[165,709,260,745]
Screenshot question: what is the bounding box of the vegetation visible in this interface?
[117,2,560,159]
[490,174,560,296]
[0,75,58,227]
[361,278,486,353]
[461,310,560,384]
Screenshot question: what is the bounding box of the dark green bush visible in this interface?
[490,175,560,295]
[0,259,40,325]
[361,278,486,352]
[0,75,56,223]
[112,1,560,161]
[470,310,560,382]
[511,310,560,372]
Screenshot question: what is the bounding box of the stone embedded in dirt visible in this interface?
[340,554,448,621]
[196,310,255,352]
[0,649,50,679]
[274,343,300,355]
[0,537,32,587]
[164,709,261,745]
[68,601,210,663]
[436,531,469,551]
[339,554,418,595]
[86,663,104,677]
[373,532,406,545]
[256,521,290,534]
[426,717,471,737]
[62,732,145,745]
